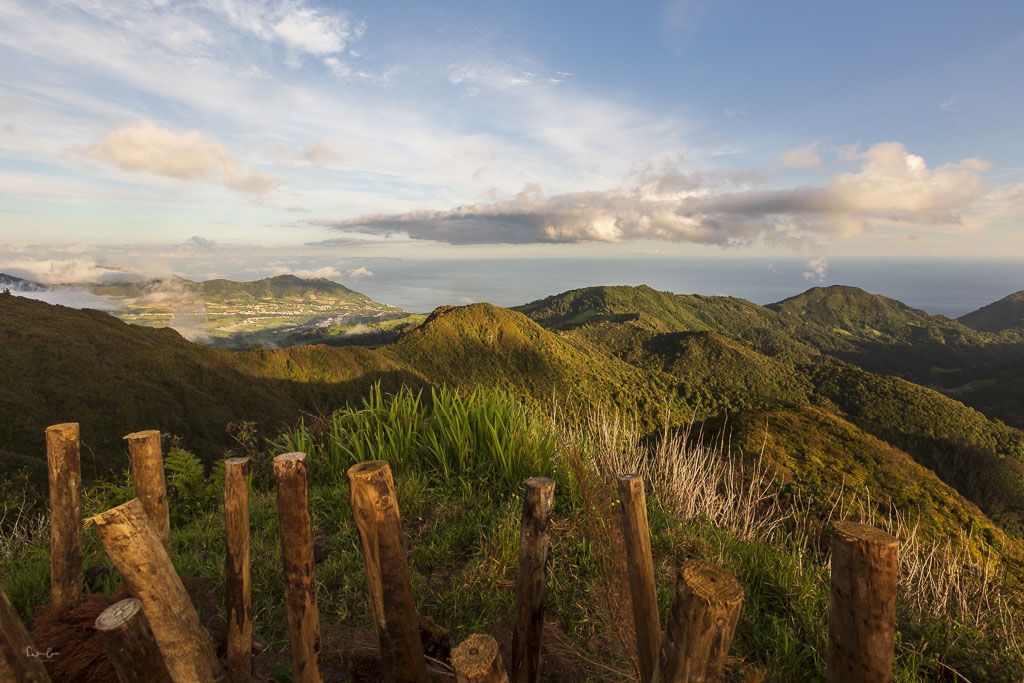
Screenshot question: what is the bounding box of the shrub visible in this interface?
[276,384,559,496]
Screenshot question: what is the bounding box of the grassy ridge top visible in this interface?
[0,296,674,477]
[89,274,370,302]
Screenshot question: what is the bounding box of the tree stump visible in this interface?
[46,422,83,610]
[90,498,223,682]
[827,521,898,683]
[510,477,555,683]
[452,634,508,683]
[0,585,51,682]
[347,460,426,683]
[655,560,744,683]
[124,430,171,553]
[617,474,660,683]
[94,598,173,683]
[224,457,252,683]
[274,453,323,683]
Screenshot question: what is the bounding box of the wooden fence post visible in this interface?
[46,422,83,611]
[225,457,252,683]
[124,430,171,553]
[827,521,898,683]
[616,474,660,683]
[94,598,173,683]
[0,585,52,682]
[273,453,323,683]
[655,559,744,683]
[347,460,426,683]
[510,476,555,683]
[452,634,509,683]
[90,498,223,682]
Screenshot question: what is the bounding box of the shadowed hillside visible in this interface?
[0,293,417,480]
[960,290,1024,333]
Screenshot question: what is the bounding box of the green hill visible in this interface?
[85,274,407,347]
[727,406,1023,564]
[518,284,816,361]
[960,290,1024,333]
[0,292,418,482]
[4,284,1024,680]
[804,357,1024,530]
[383,303,677,421]
[0,295,676,479]
[519,284,1024,530]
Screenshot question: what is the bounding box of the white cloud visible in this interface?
[318,143,992,248]
[344,266,373,279]
[213,0,362,59]
[79,120,279,193]
[185,235,218,249]
[271,265,342,279]
[449,62,535,89]
[939,95,962,112]
[781,144,822,169]
[0,257,143,285]
[802,255,828,281]
[300,141,342,165]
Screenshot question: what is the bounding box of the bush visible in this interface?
[276,384,559,496]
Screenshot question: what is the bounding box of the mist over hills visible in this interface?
[1,272,414,347]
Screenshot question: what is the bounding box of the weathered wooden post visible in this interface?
[90,498,223,682]
[827,521,898,683]
[347,460,426,683]
[452,634,509,683]
[273,452,323,683]
[655,560,744,683]
[46,422,83,610]
[0,585,52,682]
[510,476,556,683]
[225,457,252,683]
[617,474,660,683]
[94,598,173,683]
[124,430,171,553]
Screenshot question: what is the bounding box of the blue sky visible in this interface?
[0,0,1022,285]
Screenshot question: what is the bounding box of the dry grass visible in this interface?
[0,493,49,566]
[554,406,1024,676]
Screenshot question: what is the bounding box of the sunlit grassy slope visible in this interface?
[3,388,1022,680]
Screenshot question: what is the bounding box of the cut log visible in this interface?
[827,521,898,683]
[90,498,223,682]
[617,474,660,683]
[224,457,252,683]
[452,634,509,683]
[0,585,51,682]
[510,476,555,683]
[655,560,744,683]
[347,460,426,683]
[273,453,323,683]
[46,422,83,610]
[94,597,173,683]
[124,430,171,553]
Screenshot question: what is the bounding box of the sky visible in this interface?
[0,0,1022,287]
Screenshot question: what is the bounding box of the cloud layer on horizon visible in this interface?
[318,143,993,249]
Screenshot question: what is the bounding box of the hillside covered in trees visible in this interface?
[2,282,1023,679]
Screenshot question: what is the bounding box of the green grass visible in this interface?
[3,386,1022,681]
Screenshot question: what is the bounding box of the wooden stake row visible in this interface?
[21,421,898,682]
[616,473,899,683]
